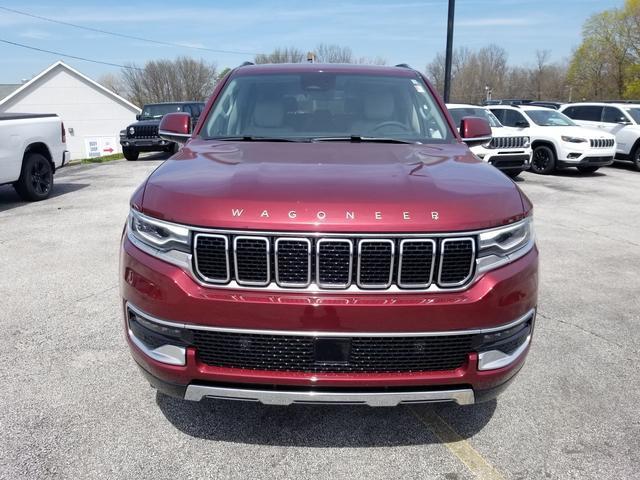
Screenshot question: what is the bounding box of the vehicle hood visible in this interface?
[491,126,528,138]
[127,119,161,128]
[140,140,526,232]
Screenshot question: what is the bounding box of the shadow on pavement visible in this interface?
[156,392,496,447]
[0,182,89,213]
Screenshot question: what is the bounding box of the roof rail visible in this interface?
[603,99,640,104]
[395,63,412,68]
[238,61,254,67]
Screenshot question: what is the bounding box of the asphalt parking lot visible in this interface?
[1,156,639,479]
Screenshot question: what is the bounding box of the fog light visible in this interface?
[475,311,534,371]
[127,306,191,366]
[567,153,581,159]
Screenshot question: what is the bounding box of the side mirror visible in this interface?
[135,114,141,121]
[515,120,530,128]
[459,116,492,147]
[159,112,192,144]
[618,119,632,125]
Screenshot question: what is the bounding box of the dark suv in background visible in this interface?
[120,102,204,160]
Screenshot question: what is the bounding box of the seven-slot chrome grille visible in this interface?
[194,233,476,291]
[489,136,528,149]
[590,138,615,148]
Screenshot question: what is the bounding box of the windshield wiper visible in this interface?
[312,135,419,144]
[209,136,308,142]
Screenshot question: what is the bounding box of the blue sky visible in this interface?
[0,0,623,84]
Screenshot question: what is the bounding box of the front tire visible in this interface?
[531,145,556,174]
[14,153,53,201]
[577,165,600,174]
[123,147,139,161]
[631,147,640,171]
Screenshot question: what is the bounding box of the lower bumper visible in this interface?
[558,155,614,168]
[488,153,530,171]
[184,384,475,406]
[120,139,171,151]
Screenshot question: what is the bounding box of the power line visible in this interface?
[0,6,260,56]
[0,38,143,70]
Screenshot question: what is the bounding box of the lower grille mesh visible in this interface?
[192,330,473,373]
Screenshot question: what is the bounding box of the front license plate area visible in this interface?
[314,338,351,365]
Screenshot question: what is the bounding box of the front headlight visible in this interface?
[523,137,530,148]
[128,209,190,253]
[476,217,535,273]
[561,136,587,143]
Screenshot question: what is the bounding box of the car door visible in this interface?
[601,106,634,155]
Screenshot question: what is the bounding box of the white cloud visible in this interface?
[18,28,50,39]
[456,17,538,27]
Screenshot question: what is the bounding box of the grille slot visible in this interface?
[275,238,311,287]
[438,238,475,286]
[357,240,394,288]
[194,234,229,283]
[398,239,436,288]
[192,330,473,373]
[316,239,353,288]
[233,236,270,286]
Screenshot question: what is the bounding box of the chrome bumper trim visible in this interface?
[183,385,475,406]
[478,334,531,371]
[127,327,186,366]
[126,302,536,338]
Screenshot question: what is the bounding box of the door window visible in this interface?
[602,107,627,124]
[503,109,527,127]
[569,105,603,121]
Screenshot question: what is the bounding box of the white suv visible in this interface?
[447,104,531,178]
[488,105,616,174]
[560,102,640,170]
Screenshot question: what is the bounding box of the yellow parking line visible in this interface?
[408,406,505,480]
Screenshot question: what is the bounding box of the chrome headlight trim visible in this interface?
[476,217,535,274]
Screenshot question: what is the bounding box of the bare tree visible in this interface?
[121,57,217,106]
[98,72,126,97]
[315,44,353,63]
[254,47,305,64]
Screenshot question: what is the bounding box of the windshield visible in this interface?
[624,108,640,124]
[140,104,189,120]
[201,72,454,143]
[526,109,576,127]
[449,107,501,128]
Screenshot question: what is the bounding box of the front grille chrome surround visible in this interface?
[233,236,270,286]
[438,237,476,287]
[398,238,436,289]
[316,239,354,289]
[357,239,395,289]
[193,233,230,284]
[274,237,312,288]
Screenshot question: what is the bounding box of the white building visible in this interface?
[0,61,140,160]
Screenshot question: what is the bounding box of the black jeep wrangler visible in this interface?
[120,102,204,160]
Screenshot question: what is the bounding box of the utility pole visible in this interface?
[443,0,456,103]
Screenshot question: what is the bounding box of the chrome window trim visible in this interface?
[316,238,353,289]
[356,239,395,289]
[233,236,270,287]
[274,237,312,288]
[126,302,535,338]
[398,238,436,289]
[193,233,230,284]
[437,237,476,288]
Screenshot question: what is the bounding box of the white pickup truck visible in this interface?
[0,113,70,201]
